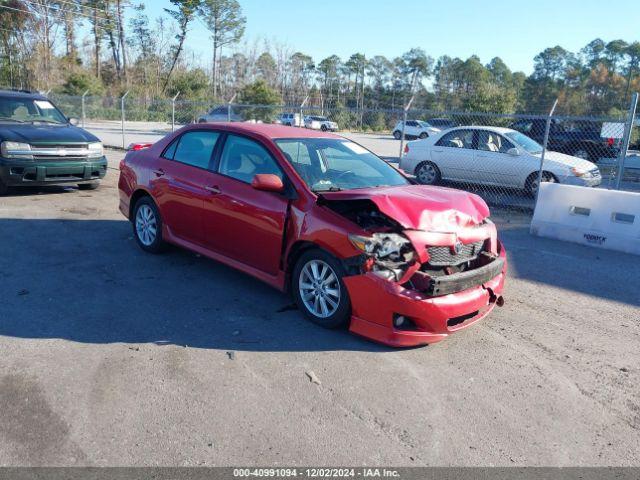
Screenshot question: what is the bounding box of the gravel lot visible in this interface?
[0,149,639,466]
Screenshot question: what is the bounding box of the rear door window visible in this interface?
[436,130,474,149]
[170,131,220,169]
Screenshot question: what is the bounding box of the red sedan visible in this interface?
[118,123,506,347]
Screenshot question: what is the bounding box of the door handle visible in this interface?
[205,185,221,194]
[153,168,165,177]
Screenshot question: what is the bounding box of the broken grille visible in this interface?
[427,240,485,267]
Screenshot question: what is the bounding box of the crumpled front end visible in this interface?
[320,187,507,347]
[344,240,506,347]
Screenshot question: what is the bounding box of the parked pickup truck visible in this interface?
[509,118,620,162]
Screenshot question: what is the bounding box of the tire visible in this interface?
[0,179,8,196]
[393,130,402,140]
[526,171,557,197]
[321,124,328,132]
[198,118,207,124]
[418,132,428,139]
[78,182,99,191]
[415,161,441,185]
[132,196,167,253]
[572,147,591,161]
[292,249,351,329]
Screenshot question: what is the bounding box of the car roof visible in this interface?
[187,122,341,139]
[446,125,516,134]
[0,89,47,100]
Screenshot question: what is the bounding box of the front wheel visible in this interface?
[415,161,441,185]
[132,196,167,253]
[526,171,557,197]
[292,249,351,329]
[321,124,328,132]
[0,179,8,196]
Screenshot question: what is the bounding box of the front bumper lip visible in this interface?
[344,242,507,347]
[0,157,107,186]
[563,174,601,187]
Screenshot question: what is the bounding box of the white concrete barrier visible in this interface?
[531,183,640,255]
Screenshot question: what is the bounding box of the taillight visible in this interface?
[607,137,614,146]
[404,144,409,154]
[128,142,153,151]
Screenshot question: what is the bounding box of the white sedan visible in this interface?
[392,120,440,140]
[399,126,602,195]
[304,116,339,131]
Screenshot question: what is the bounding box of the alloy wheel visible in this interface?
[135,204,157,246]
[530,174,556,195]
[298,259,341,318]
[417,163,437,184]
[574,149,589,160]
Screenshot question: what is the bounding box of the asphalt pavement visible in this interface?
[0,150,638,466]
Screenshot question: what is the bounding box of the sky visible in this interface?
[141,0,640,74]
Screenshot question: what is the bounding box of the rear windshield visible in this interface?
[0,96,67,124]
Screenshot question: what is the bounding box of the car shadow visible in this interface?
[0,218,393,353]
[1,185,80,196]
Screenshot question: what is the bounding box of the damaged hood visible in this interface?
[321,184,490,231]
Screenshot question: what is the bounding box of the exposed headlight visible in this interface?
[1,141,33,159]
[571,167,591,177]
[87,142,104,158]
[349,232,415,281]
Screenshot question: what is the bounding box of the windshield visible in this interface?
[505,130,543,154]
[0,96,68,124]
[275,138,409,192]
[418,120,432,128]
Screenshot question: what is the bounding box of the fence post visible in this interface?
[81,90,89,128]
[614,92,639,190]
[533,99,559,209]
[120,90,130,150]
[227,93,237,122]
[171,91,180,132]
[398,94,416,160]
[300,95,309,128]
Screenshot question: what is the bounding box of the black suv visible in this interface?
[0,89,107,194]
[509,118,619,162]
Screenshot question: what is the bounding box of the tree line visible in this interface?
[1,0,639,116]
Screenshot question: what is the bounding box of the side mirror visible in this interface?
[507,147,520,156]
[251,173,284,193]
[68,117,79,126]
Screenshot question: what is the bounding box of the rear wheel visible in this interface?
[526,171,557,197]
[132,196,167,253]
[419,131,428,139]
[292,249,351,329]
[415,161,441,185]
[572,147,591,161]
[321,124,328,132]
[78,182,99,191]
[393,130,402,140]
[0,179,8,196]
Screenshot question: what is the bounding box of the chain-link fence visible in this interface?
[49,92,640,214]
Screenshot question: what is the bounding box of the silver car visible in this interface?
[400,126,601,196]
[198,106,242,123]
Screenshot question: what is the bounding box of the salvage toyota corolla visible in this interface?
[118,123,506,347]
